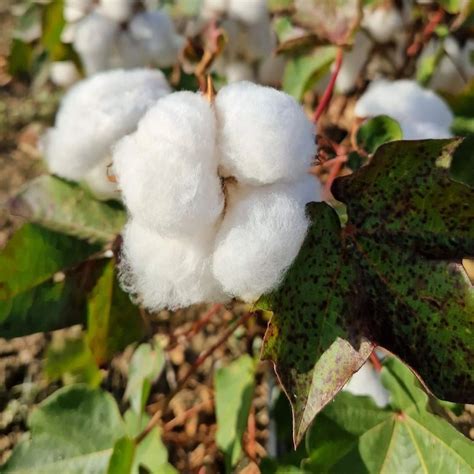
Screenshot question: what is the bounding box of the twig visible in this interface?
[407,8,445,57]
[164,399,214,431]
[313,47,344,124]
[136,312,253,444]
[244,404,257,462]
[370,351,383,373]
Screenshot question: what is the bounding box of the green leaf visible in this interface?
[107,437,135,474]
[438,0,462,13]
[450,134,474,187]
[44,334,102,387]
[303,358,474,473]
[263,138,474,445]
[283,46,337,100]
[261,204,374,446]
[356,115,403,154]
[133,427,177,474]
[9,175,126,244]
[8,39,33,78]
[215,354,256,468]
[86,260,146,365]
[125,342,165,415]
[0,224,101,338]
[3,385,126,473]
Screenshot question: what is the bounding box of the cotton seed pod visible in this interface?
[215,81,316,185]
[43,69,170,197]
[49,61,80,88]
[212,182,313,302]
[98,0,135,22]
[120,220,228,311]
[113,91,225,236]
[73,12,118,75]
[355,79,453,139]
[128,11,183,68]
[362,5,403,44]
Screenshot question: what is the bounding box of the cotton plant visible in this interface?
[336,2,408,93]
[355,79,454,139]
[41,68,171,200]
[113,81,320,311]
[55,0,183,79]
[188,0,285,85]
[419,36,474,94]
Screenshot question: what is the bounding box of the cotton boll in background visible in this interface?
[43,69,170,197]
[98,0,135,23]
[258,55,286,86]
[215,82,316,185]
[73,12,119,75]
[49,61,80,88]
[212,183,311,302]
[64,0,92,22]
[113,92,224,236]
[120,220,227,311]
[336,31,372,93]
[355,79,453,139]
[343,361,390,408]
[128,11,183,68]
[225,61,255,83]
[228,0,268,24]
[362,4,403,44]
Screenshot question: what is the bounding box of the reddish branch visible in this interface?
[136,312,254,444]
[313,47,344,123]
[370,351,383,373]
[407,8,445,57]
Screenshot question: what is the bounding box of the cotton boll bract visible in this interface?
[120,220,227,311]
[212,183,311,302]
[113,91,224,237]
[73,12,118,75]
[215,82,316,185]
[44,69,170,189]
[355,79,453,138]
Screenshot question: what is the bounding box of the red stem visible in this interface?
[313,47,344,124]
[370,351,383,373]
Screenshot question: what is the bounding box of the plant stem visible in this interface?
[136,312,253,444]
[313,47,344,124]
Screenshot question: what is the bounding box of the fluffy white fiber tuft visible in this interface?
[212,182,312,302]
[215,81,316,185]
[49,61,80,88]
[43,69,170,196]
[113,91,224,236]
[362,5,403,44]
[120,220,228,311]
[98,0,134,22]
[355,79,453,139]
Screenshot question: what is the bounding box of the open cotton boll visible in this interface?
[258,55,286,86]
[113,91,224,236]
[344,362,390,408]
[49,61,80,88]
[44,69,170,182]
[116,31,148,68]
[61,23,77,44]
[98,0,134,22]
[73,12,118,75]
[336,31,372,94]
[228,0,268,24]
[362,5,403,44]
[129,11,183,68]
[120,220,228,311]
[355,79,453,134]
[64,0,92,22]
[212,183,311,302]
[243,18,275,61]
[402,121,452,140]
[82,158,118,200]
[225,61,255,83]
[215,82,316,185]
[201,0,228,19]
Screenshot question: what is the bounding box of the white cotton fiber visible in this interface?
[98,0,134,22]
[215,82,316,185]
[64,0,92,22]
[43,69,170,186]
[228,0,268,24]
[212,183,311,302]
[355,79,453,138]
[128,11,183,68]
[344,361,390,408]
[225,61,255,83]
[73,12,118,75]
[336,31,372,94]
[113,91,224,236]
[49,61,80,88]
[362,5,403,44]
[120,220,227,311]
[82,158,118,201]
